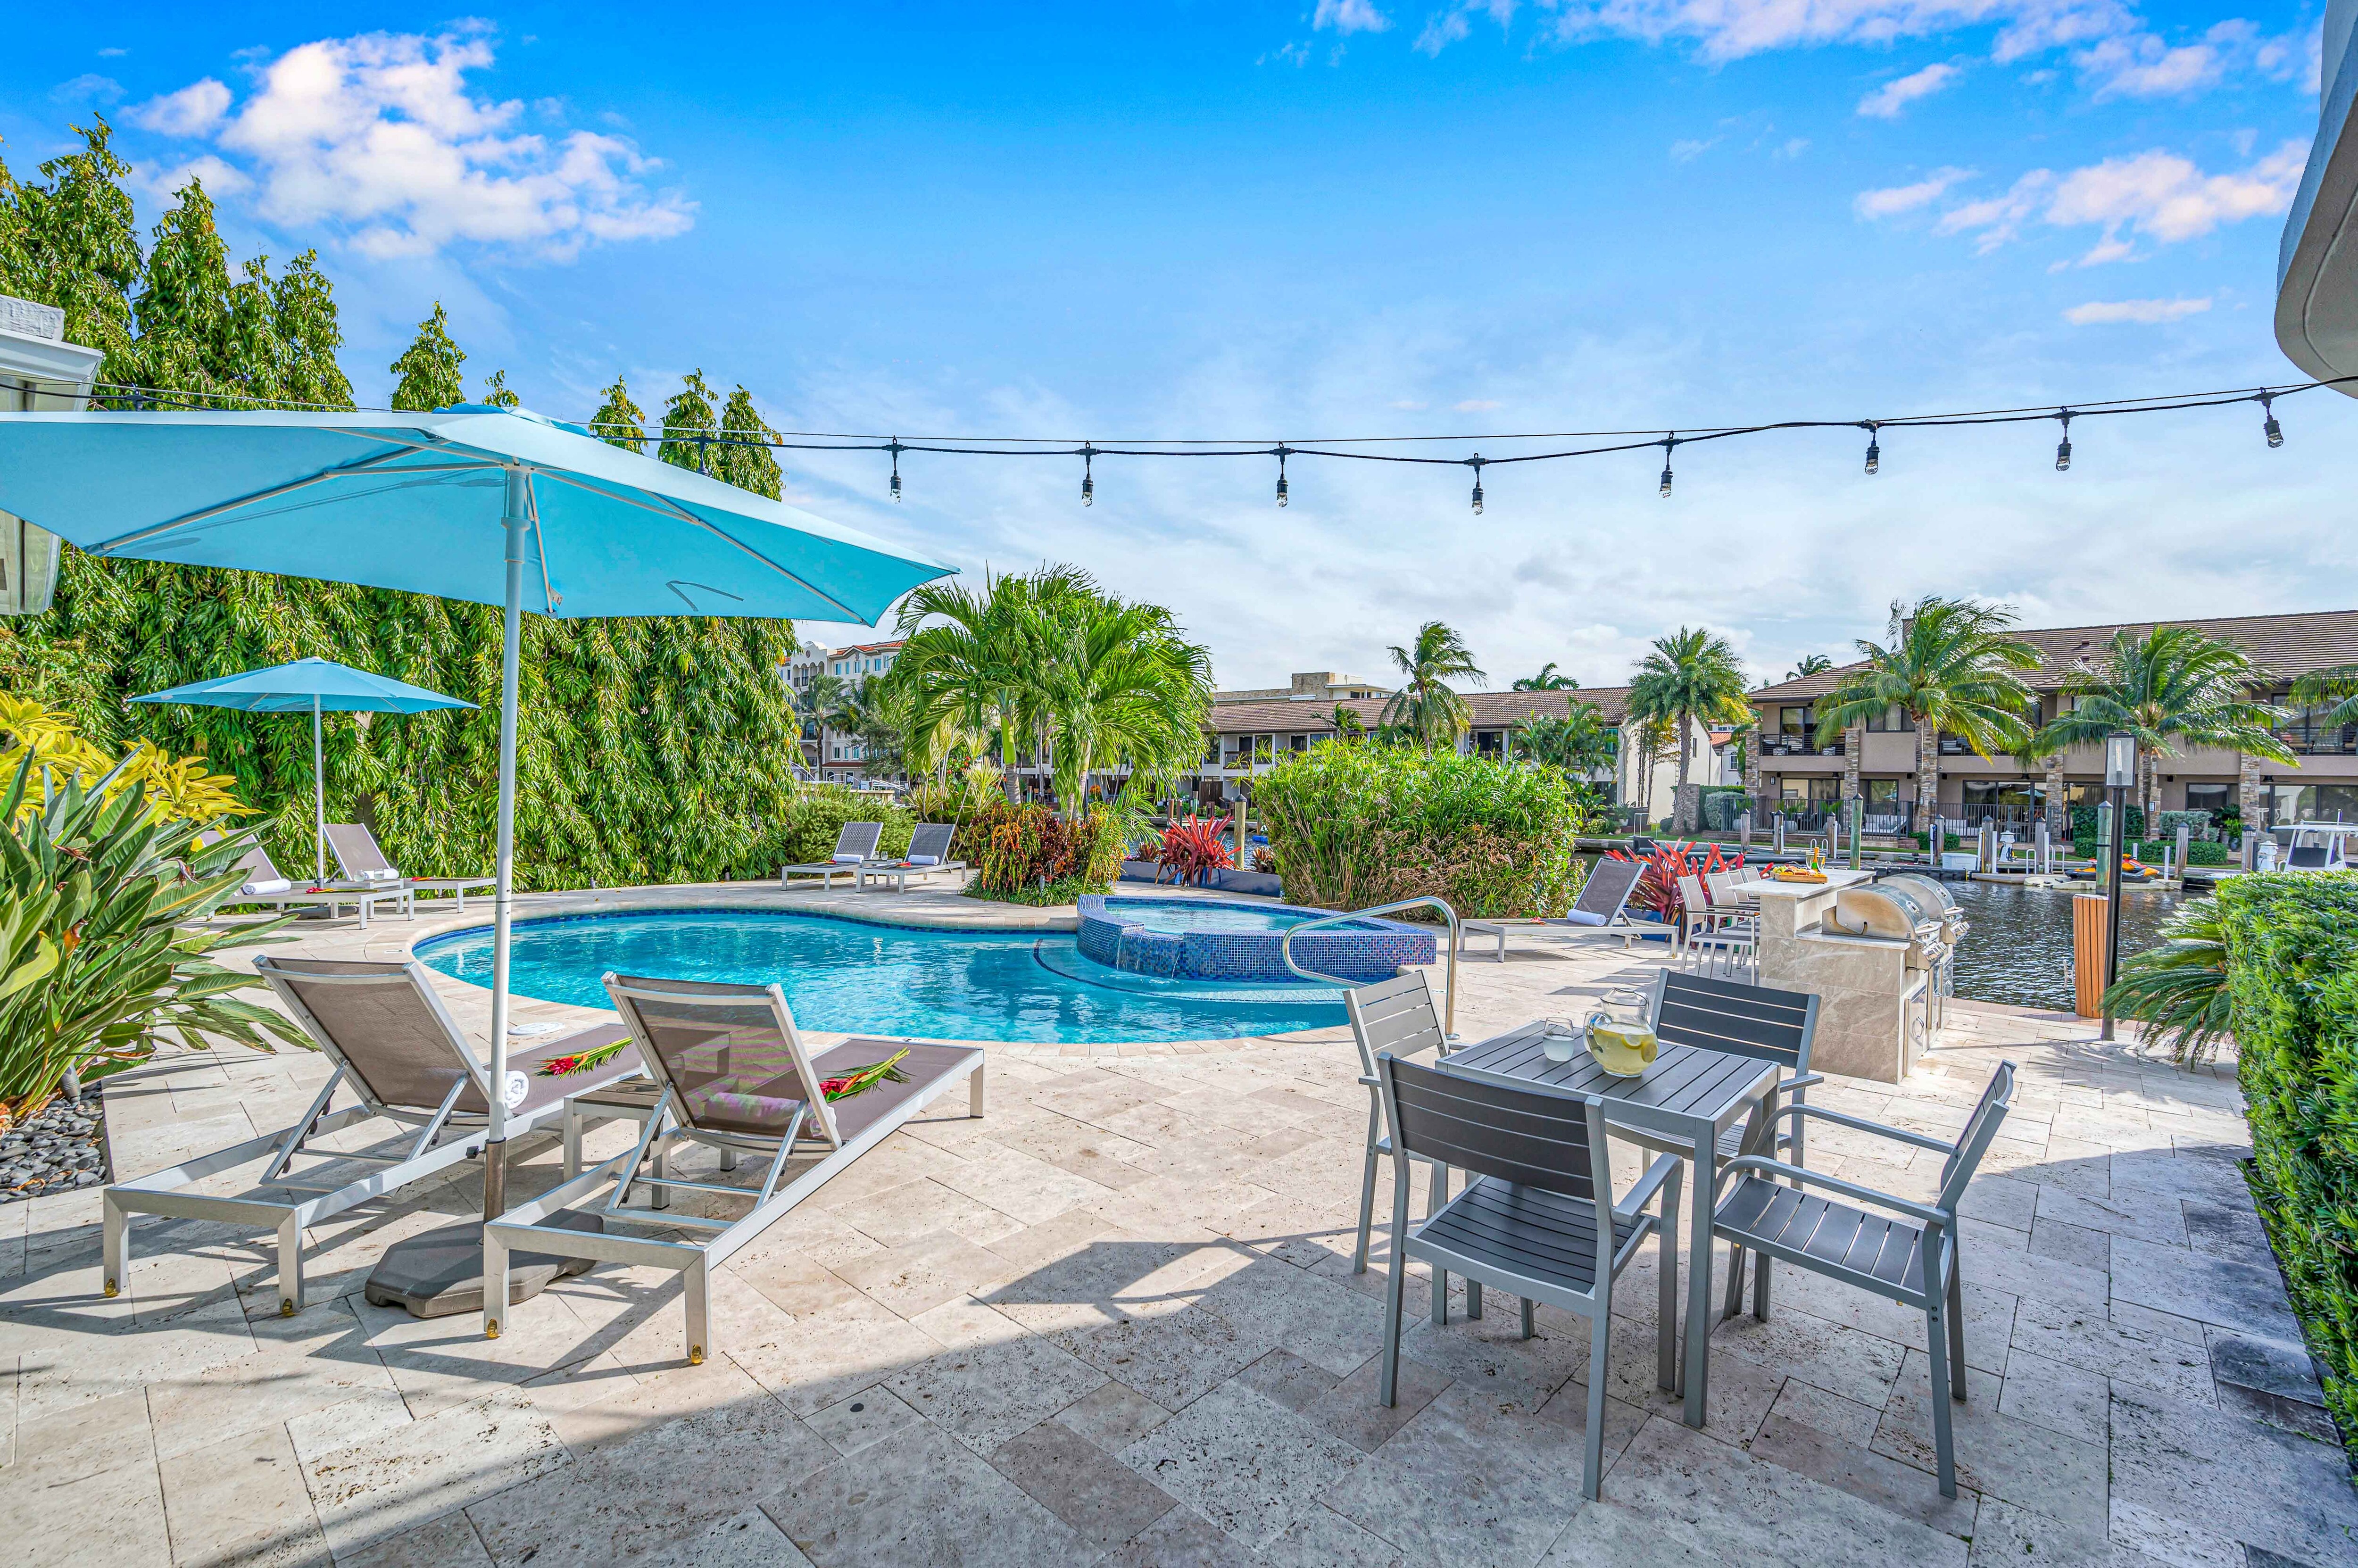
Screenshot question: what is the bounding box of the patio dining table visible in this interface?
[1436,1020,1781,1427]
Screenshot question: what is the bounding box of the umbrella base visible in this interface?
[363,1211,602,1319]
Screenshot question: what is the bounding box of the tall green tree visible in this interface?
[1626,627,1750,826]
[1788,653,1833,681]
[0,121,141,371]
[2290,661,2358,746]
[1814,597,2044,828]
[1037,595,1213,813]
[1516,700,1617,778]
[478,369,519,409]
[1511,662,1576,691]
[894,566,1096,802]
[2034,625,2292,821]
[657,371,722,474]
[716,386,783,499]
[1380,621,1484,749]
[388,304,465,412]
[589,375,647,451]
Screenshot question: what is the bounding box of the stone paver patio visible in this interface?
[2,880,2352,1567]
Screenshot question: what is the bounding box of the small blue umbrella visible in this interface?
[0,402,954,1252]
[132,657,475,885]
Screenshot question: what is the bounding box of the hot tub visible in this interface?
[1074,895,1436,983]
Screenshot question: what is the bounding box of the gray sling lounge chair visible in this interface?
[225,845,411,927]
[483,972,985,1361]
[102,957,641,1316]
[1709,1060,2016,1498]
[778,820,883,888]
[856,821,967,891]
[1374,1054,1683,1501]
[326,822,496,912]
[1456,855,1649,960]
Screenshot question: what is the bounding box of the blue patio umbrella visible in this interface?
[132,657,475,885]
[0,403,955,1258]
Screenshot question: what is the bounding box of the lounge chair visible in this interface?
[103,956,643,1316]
[856,821,967,891]
[326,822,496,913]
[1373,1053,1683,1501]
[1455,856,1649,961]
[779,820,883,888]
[483,972,985,1361]
[225,845,411,927]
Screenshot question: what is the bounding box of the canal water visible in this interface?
[1943,879,2184,1013]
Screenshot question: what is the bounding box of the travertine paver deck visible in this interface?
[2,880,2351,1567]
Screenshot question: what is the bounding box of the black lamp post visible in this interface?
[2099,730,2136,1042]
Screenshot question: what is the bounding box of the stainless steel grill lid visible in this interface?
[1825,884,1938,941]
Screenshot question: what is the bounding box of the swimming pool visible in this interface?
[1076,896,1436,983]
[415,909,1347,1044]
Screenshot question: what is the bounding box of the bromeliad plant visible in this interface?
[1605,841,1742,928]
[1154,816,1234,885]
[0,752,311,1130]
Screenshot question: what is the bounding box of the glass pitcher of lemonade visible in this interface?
[1584,989,1659,1078]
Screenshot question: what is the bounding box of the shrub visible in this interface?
[2070,802,2146,844]
[1699,789,1752,833]
[2214,872,2358,1461]
[2154,809,2218,843]
[1254,746,1584,918]
[776,786,912,868]
[965,802,1121,900]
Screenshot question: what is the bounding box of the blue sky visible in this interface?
[6,2,2348,690]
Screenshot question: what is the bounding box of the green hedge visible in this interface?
[2217,872,2358,1460]
[777,786,913,868]
[1254,746,1584,918]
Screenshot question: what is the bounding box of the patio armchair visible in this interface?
[1373,1054,1684,1501]
[325,822,496,913]
[779,820,883,888]
[1455,856,1648,961]
[103,956,642,1316]
[1676,873,1755,980]
[483,972,984,1362]
[1342,971,1453,1276]
[856,821,967,891]
[1708,1060,2017,1497]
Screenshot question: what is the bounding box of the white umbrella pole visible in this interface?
[312,696,325,885]
[483,469,528,1224]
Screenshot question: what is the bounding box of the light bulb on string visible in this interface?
[1861,421,1880,476]
[1080,443,1096,507]
[2054,410,2073,473]
[1274,445,1291,508]
[887,439,904,502]
[2260,392,2283,448]
[1468,453,1486,515]
[1658,434,1677,499]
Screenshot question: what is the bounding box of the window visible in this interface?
[1779,777,1836,805]
[2183,783,2232,817]
[1290,733,1310,753]
[1864,705,1911,732]
[1863,778,1900,806]
[1778,706,1813,737]
[1474,730,1504,756]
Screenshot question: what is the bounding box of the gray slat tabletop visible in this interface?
[1435,1019,1781,1428]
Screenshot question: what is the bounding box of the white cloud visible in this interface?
[134,78,232,137]
[1455,398,1503,411]
[1536,0,2133,65]
[1775,137,1810,158]
[1669,137,1717,161]
[50,74,124,105]
[97,47,128,58]
[2063,297,2210,323]
[1417,10,1472,51]
[1911,141,2302,261]
[1858,61,1961,116]
[2072,19,2306,97]
[1853,166,1974,217]
[1315,0,1393,34]
[137,155,254,202]
[135,29,693,262]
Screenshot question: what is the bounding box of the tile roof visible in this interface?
[1205,685,1634,734]
[1746,608,2358,704]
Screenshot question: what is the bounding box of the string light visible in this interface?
[1468,453,1486,514]
[2054,410,2073,473]
[2260,392,2283,448]
[1275,444,1290,507]
[886,438,904,502]
[1080,442,1096,506]
[1861,421,1880,476]
[1658,434,1676,499]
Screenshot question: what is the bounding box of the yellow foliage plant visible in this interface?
[0,693,251,824]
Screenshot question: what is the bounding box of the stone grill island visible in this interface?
[1075,895,1436,983]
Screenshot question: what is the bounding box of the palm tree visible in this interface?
[1327,704,1366,741]
[1380,622,1485,749]
[2034,625,2292,822]
[2290,661,2358,740]
[1627,628,1751,829]
[1037,596,1214,816]
[1512,662,1576,691]
[894,566,1096,801]
[1788,654,1833,681]
[1814,597,2045,831]
[1516,700,1617,778]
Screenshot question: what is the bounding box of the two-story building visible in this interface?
[1744,609,2358,834]
[781,638,906,786]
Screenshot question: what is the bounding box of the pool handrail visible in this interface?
[1281,897,1460,1042]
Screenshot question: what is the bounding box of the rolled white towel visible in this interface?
[241,878,293,897]
[907,855,940,866]
[502,1070,530,1109]
[830,852,866,864]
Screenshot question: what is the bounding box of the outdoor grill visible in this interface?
[1821,879,1952,1045]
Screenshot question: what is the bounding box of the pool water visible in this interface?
[415,910,1346,1044]
[1943,879,2184,1012]
[1110,902,1333,934]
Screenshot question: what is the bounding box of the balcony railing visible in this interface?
[2271,724,2358,756]
[1759,735,1843,758]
